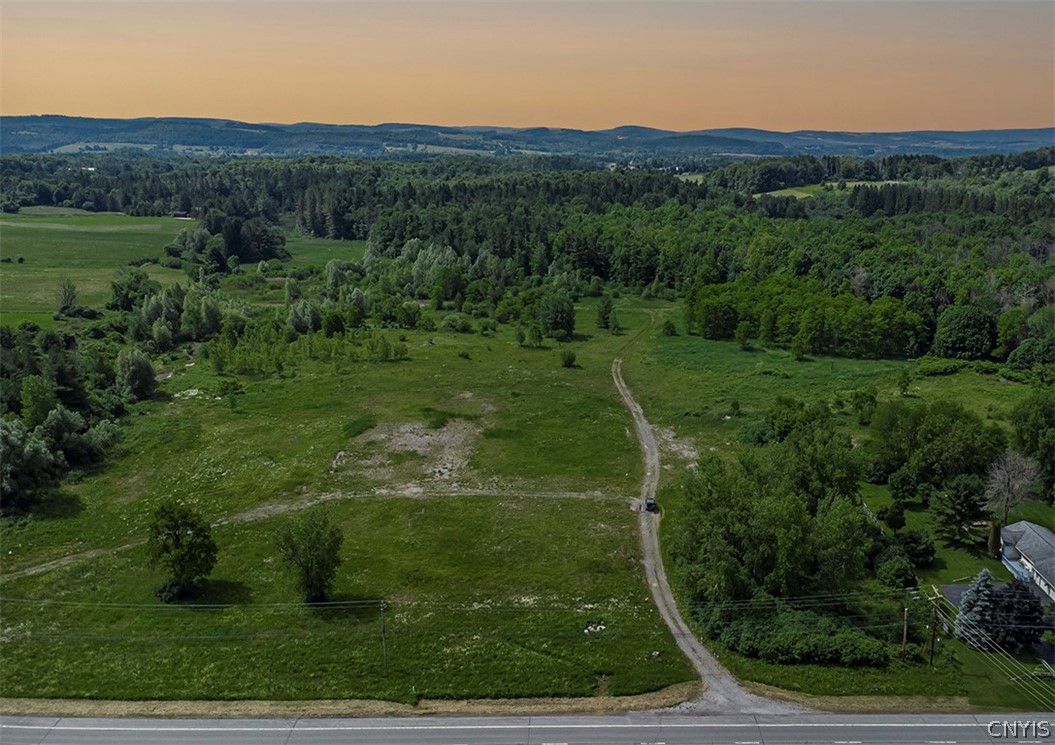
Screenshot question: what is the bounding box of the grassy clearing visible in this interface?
[757,181,900,199]
[715,646,964,698]
[0,264,694,699]
[1,491,685,700]
[0,213,186,327]
[0,216,363,327]
[621,321,911,458]
[623,320,1028,470]
[0,311,645,570]
[285,235,368,267]
[17,206,123,217]
[1,214,1042,705]
[957,643,1055,711]
[859,483,1014,586]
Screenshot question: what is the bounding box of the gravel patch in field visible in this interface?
[654,426,698,462]
[343,419,482,488]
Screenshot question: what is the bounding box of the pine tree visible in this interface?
[990,579,1049,653]
[954,568,995,649]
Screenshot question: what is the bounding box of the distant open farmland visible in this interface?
[0,211,187,327]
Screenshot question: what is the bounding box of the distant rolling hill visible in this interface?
[2,115,1051,159]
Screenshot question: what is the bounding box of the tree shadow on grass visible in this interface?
[926,555,950,578]
[186,579,254,608]
[33,488,84,520]
[309,593,384,624]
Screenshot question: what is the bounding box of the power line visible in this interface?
[931,603,1055,711]
[933,605,1054,711]
[0,588,910,613]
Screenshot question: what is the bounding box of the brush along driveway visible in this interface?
[612,356,801,715]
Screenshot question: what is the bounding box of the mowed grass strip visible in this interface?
[284,235,368,267]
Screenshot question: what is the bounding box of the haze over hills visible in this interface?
[3,115,1052,160]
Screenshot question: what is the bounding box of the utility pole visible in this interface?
[381,599,389,675]
[929,602,937,666]
[901,606,909,660]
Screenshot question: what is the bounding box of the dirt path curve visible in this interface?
[0,489,616,583]
[0,542,145,583]
[611,356,803,715]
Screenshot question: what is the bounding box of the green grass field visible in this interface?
[756,181,900,199]
[673,176,896,199]
[0,268,695,699]
[0,212,186,327]
[0,214,1047,708]
[285,235,368,267]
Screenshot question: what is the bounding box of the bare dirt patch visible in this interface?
[0,542,143,583]
[343,419,482,488]
[738,682,972,713]
[654,426,698,464]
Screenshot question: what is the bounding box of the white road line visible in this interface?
[0,722,985,732]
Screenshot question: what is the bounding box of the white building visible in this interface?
[1001,521,1055,603]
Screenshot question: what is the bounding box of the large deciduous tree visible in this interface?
[1010,388,1055,496]
[538,289,575,341]
[20,374,57,429]
[0,419,59,514]
[116,347,156,401]
[932,305,996,360]
[148,501,218,602]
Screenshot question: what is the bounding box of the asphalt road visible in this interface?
[3,713,1051,745]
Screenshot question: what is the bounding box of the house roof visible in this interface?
[1002,521,1055,586]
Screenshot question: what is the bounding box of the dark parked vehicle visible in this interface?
[644,497,658,513]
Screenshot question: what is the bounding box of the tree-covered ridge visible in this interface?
[703,148,1054,192]
[4,115,1053,158]
[3,150,1052,366]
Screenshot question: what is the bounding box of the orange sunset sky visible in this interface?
[2,1,1053,132]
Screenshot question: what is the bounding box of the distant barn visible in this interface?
[172,210,192,219]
